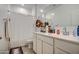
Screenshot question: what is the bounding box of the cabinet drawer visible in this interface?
[37,34,53,45]
[55,47,67,54]
[43,42,53,54]
[42,36,53,45]
[55,39,79,54]
[37,34,42,40]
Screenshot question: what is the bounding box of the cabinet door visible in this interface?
[54,47,67,54]
[43,42,53,54]
[37,39,43,54]
[55,39,79,54]
[33,34,37,53]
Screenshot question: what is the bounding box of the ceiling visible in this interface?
[0,4,60,16]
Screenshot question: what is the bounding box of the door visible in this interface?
[10,12,34,48]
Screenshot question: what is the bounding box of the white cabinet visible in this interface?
[33,32,79,54]
[55,39,79,54]
[42,36,53,45]
[54,47,67,54]
[37,39,43,54]
[36,34,53,54]
[43,42,53,54]
[33,33,37,53]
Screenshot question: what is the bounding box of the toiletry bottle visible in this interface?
[77,25,79,36]
[56,24,60,34]
[73,26,77,37]
[52,26,55,33]
[46,25,48,33]
[45,22,49,33]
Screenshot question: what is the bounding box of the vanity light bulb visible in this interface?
[21,4,24,6]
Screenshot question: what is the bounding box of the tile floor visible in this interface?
[22,46,35,54]
[9,47,23,54]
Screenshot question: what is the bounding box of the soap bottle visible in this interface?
[73,26,77,37]
[56,24,60,35]
[77,25,79,36]
[45,22,49,33]
[46,25,48,33]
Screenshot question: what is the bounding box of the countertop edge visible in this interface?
[34,32,79,45]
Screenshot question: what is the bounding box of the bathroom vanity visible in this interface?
[33,32,79,54]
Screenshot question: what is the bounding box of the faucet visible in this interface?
[63,27,69,35]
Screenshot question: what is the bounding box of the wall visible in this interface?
[0,10,8,40]
[0,8,9,51]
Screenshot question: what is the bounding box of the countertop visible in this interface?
[34,32,79,44]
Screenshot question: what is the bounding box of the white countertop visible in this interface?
[34,32,79,44]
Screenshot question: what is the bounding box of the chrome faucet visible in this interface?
[63,27,69,35]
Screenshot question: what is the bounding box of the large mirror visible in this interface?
[46,4,72,27]
[36,4,79,27]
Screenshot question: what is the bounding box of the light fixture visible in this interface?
[8,4,11,17]
[40,9,43,13]
[21,4,24,6]
[16,7,28,15]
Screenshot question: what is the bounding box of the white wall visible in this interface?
[0,8,9,52]
[10,12,34,48]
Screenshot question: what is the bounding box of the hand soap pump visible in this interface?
[77,25,79,36]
